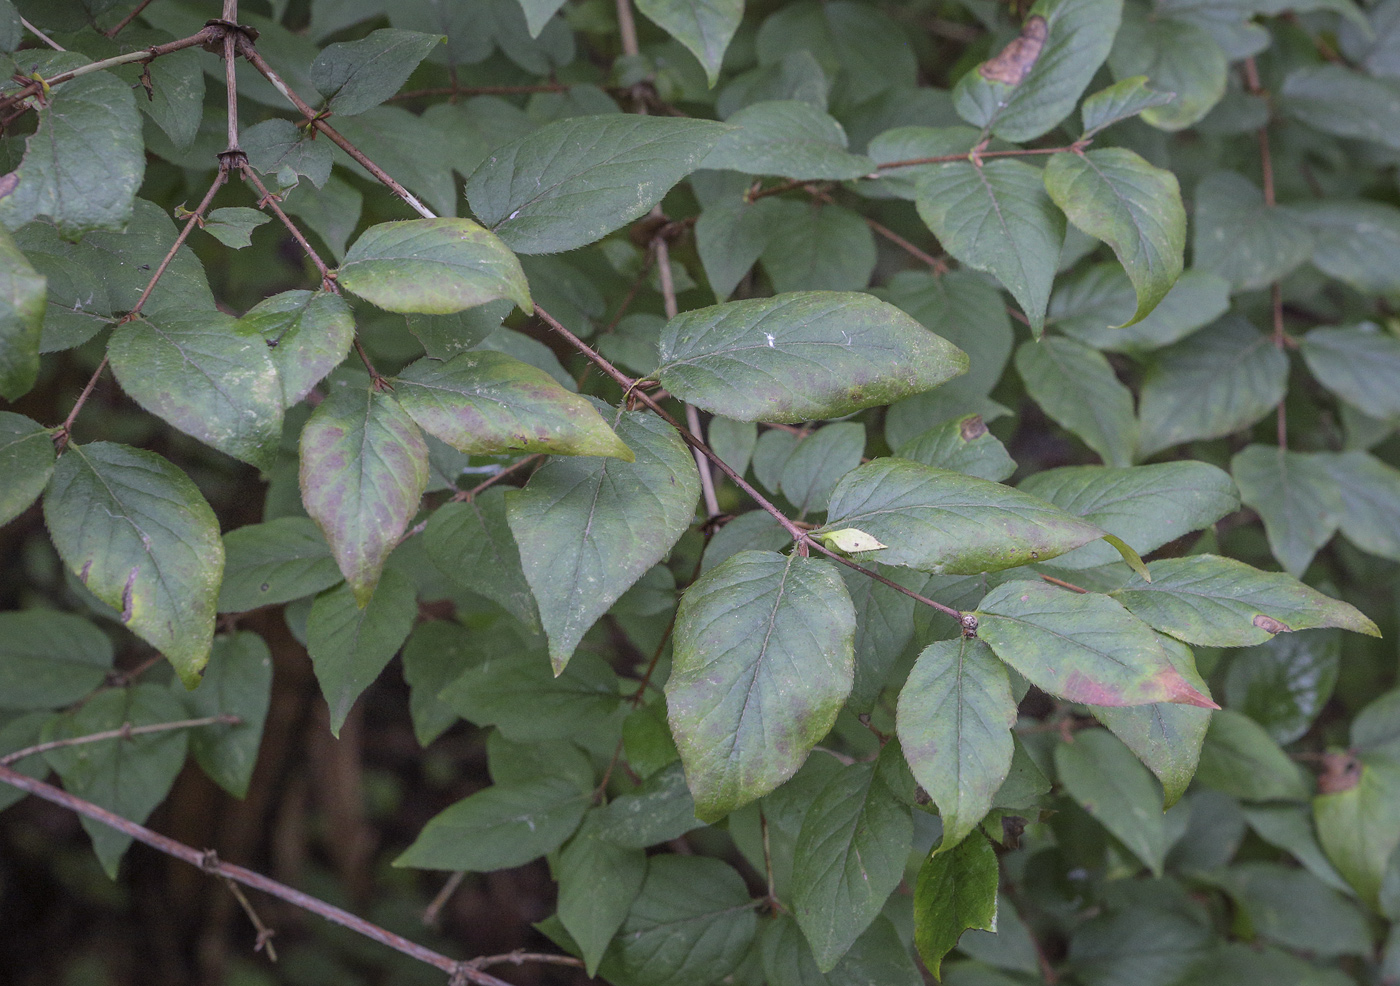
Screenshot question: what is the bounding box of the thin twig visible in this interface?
[0,714,240,767]
[0,765,517,986]
[218,872,279,961]
[105,0,158,37]
[760,807,779,909]
[223,1,241,153]
[616,0,641,57]
[808,186,947,272]
[239,162,334,287]
[450,454,543,502]
[1039,574,1088,594]
[21,17,64,49]
[1244,57,1287,451]
[127,164,229,321]
[423,871,467,926]
[57,356,109,448]
[469,950,585,970]
[875,142,1087,172]
[806,541,966,621]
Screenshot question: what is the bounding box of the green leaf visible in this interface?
[1192,172,1313,292]
[337,218,531,315]
[916,159,1066,334]
[42,685,190,877]
[558,813,647,975]
[306,571,417,735]
[44,443,223,687]
[507,409,697,672]
[1281,64,1400,151]
[636,0,742,86]
[841,562,920,713]
[760,200,877,294]
[395,775,591,870]
[0,610,111,710]
[1329,450,1400,562]
[863,125,982,200]
[1069,902,1213,986]
[666,550,855,821]
[107,309,283,471]
[218,517,341,613]
[310,29,442,116]
[897,638,1016,852]
[1080,76,1177,136]
[405,300,513,361]
[753,2,916,105]
[819,458,1107,575]
[299,381,430,606]
[241,118,333,189]
[1015,336,1138,467]
[1224,631,1340,745]
[1315,753,1400,910]
[596,856,757,986]
[1109,1,1227,130]
[975,580,1217,708]
[913,833,999,979]
[0,64,144,237]
[763,913,923,986]
[657,291,967,424]
[1049,265,1229,354]
[1242,803,1352,896]
[394,352,632,459]
[239,290,355,409]
[1232,445,1341,578]
[1297,201,1400,295]
[200,207,271,250]
[1056,727,1169,875]
[1018,461,1239,570]
[791,747,913,970]
[0,412,54,526]
[0,713,50,813]
[895,414,1016,483]
[424,493,538,628]
[1194,708,1309,801]
[1208,862,1372,957]
[595,761,704,848]
[1044,149,1185,326]
[1111,554,1380,647]
[1301,324,1400,420]
[707,416,757,479]
[1137,315,1288,458]
[0,0,18,51]
[400,621,471,746]
[181,632,272,799]
[0,227,44,400]
[465,116,728,254]
[695,196,789,301]
[702,100,874,180]
[1094,636,1212,807]
[779,423,865,515]
[282,175,361,260]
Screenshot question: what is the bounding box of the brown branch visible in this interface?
[469,950,585,971]
[0,764,517,986]
[451,454,543,501]
[128,164,229,321]
[1040,574,1088,594]
[0,714,240,767]
[806,540,967,621]
[1244,57,1287,450]
[239,162,334,288]
[876,141,1087,172]
[422,870,467,926]
[216,868,279,962]
[104,0,158,37]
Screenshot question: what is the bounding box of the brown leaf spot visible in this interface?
[1317,752,1361,794]
[979,16,1048,86]
[0,172,17,200]
[1253,614,1291,635]
[121,567,138,624]
[959,415,988,441]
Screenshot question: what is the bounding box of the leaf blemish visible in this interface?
[121,566,138,623]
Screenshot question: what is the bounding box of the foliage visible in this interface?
[1,0,1399,982]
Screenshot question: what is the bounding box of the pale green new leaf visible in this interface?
[914,833,999,978]
[44,443,222,687]
[1044,149,1185,325]
[916,159,1066,334]
[666,550,856,821]
[636,0,742,86]
[239,290,355,408]
[337,219,531,314]
[1314,753,1400,911]
[200,207,271,250]
[0,412,54,526]
[1080,76,1177,136]
[975,580,1217,707]
[0,227,44,400]
[1110,554,1380,647]
[307,571,417,734]
[1015,336,1138,467]
[1301,324,1400,420]
[299,381,430,606]
[1232,445,1342,578]
[702,100,874,180]
[1056,727,1169,874]
[506,410,698,672]
[310,29,443,116]
[897,638,1016,852]
[656,292,968,423]
[241,118,333,189]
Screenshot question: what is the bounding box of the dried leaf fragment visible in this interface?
[979,16,1047,86]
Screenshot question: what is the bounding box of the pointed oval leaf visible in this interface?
[239,290,355,408]
[0,227,44,400]
[506,409,698,672]
[1109,5,1226,130]
[635,0,742,86]
[916,159,1066,334]
[0,411,54,526]
[897,637,1017,852]
[975,580,1217,708]
[1015,335,1138,467]
[913,833,999,979]
[424,492,538,629]
[657,292,968,424]
[819,458,1107,575]
[465,116,729,254]
[1300,323,1400,420]
[218,516,341,612]
[763,913,923,986]
[558,813,647,976]
[1044,148,1185,325]
[108,309,284,470]
[1111,555,1379,647]
[1049,264,1229,354]
[182,631,273,799]
[44,443,223,686]
[1192,171,1312,292]
[1232,445,1342,578]
[1281,63,1400,152]
[337,218,531,315]
[1080,76,1177,136]
[1056,727,1169,875]
[299,382,430,605]
[310,28,443,116]
[307,570,417,734]
[1330,450,1400,562]
[667,550,856,821]
[701,100,875,180]
[394,351,633,459]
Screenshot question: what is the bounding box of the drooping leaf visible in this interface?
[306,570,417,735]
[974,580,1217,708]
[107,309,283,470]
[465,116,728,253]
[299,380,430,606]
[507,409,697,672]
[180,632,272,799]
[1080,76,1177,136]
[656,291,967,424]
[1056,727,1169,875]
[1192,171,1312,292]
[310,29,443,116]
[702,100,874,180]
[818,458,1107,575]
[1242,803,1352,896]
[0,610,111,710]
[896,637,1016,852]
[666,550,856,821]
[1015,335,1138,467]
[1195,708,1309,802]
[636,0,743,86]
[1110,554,1380,647]
[238,290,355,408]
[337,218,531,315]
[394,351,632,459]
[1044,148,1185,325]
[1232,445,1342,578]
[424,492,538,628]
[0,412,54,525]
[1300,324,1400,420]
[913,833,999,979]
[218,516,341,613]
[44,443,223,687]
[557,812,647,976]
[0,227,44,400]
[916,159,1066,334]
